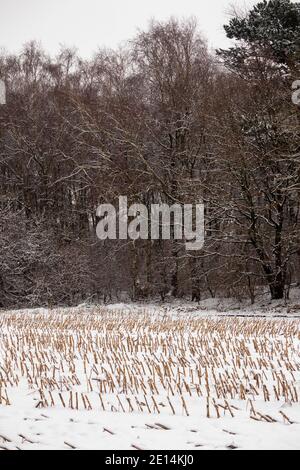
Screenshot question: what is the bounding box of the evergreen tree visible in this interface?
[217,0,300,76]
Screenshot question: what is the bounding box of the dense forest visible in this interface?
[0,0,299,307]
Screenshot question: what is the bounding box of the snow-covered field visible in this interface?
[0,306,299,450]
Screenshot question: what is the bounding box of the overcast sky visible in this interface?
[0,0,258,57]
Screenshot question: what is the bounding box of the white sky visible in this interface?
[0,0,258,57]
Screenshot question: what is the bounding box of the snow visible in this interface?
[0,305,299,450]
[1,400,299,450]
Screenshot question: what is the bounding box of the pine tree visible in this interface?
[217,0,300,75]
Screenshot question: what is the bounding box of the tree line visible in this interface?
[0,0,299,307]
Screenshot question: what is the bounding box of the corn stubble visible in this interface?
[0,309,299,424]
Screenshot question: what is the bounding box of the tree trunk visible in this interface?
[269,277,285,300]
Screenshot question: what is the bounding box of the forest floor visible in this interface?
[0,304,299,450]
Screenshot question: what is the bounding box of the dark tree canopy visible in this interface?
[217,0,300,73]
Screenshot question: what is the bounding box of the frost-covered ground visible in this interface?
[0,305,299,450]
